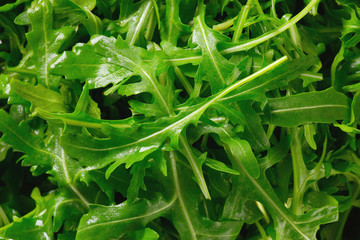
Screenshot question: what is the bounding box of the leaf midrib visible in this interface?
[13,86,64,105]
[170,151,197,239]
[221,128,311,240]
[0,114,89,208]
[167,0,175,42]
[270,104,348,114]
[94,45,172,115]
[196,15,225,85]
[129,0,152,45]
[41,3,49,88]
[63,57,288,153]
[77,195,177,232]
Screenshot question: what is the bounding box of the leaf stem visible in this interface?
[221,0,320,54]
[128,0,153,45]
[212,56,288,102]
[0,206,10,226]
[255,221,268,239]
[232,0,251,42]
[150,0,161,29]
[256,201,270,224]
[213,17,235,31]
[253,0,265,16]
[289,127,308,215]
[145,8,157,41]
[271,0,277,18]
[168,57,287,199]
[174,66,193,95]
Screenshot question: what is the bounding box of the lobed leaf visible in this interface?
[26,0,73,89]
[192,4,237,93]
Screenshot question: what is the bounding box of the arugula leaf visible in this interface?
[216,127,338,240]
[59,57,287,194]
[220,55,318,102]
[76,151,243,240]
[10,79,68,112]
[3,188,86,240]
[192,4,237,93]
[125,0,155,46]
[0,110,90,208]
[1,0,360,239]
[160,0,190,45]
[263,88,350,127]
[0,0,29,13]
[53,35,173,117]
[51,43,132,89]
[26,0,73,89]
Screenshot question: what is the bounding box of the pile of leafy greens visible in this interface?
[1,0,360,239]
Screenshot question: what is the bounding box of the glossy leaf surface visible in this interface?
[1,0,359,239]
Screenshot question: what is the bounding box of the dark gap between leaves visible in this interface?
[114,192,127,205]
[89,88,132,120]
[343,207,360,239]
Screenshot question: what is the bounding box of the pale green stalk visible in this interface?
[221,0,321,54]
[232,0,251,42]
[289,127,308,215]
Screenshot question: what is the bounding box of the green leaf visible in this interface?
[0,0,29,12]
[236,101,270,152]
[308,192,338,209]
[125,0,154,46]
[35,83,133,129]
[59,57,288,194]
[2,0,357,238]
[350,90,360,123]
[160,0,190,45]
[220,55,319,102]
[0,13,26,66]
[79,166,131,203]
[161,41,201,67]
[10,79,68,113]
[126,160,150,203]
[76,151,243,240]
[59,106,200,170]
[0,141,10,162]
[3,189,55,240]
[51,43,132,89]
[0,75,11,98]
[0,110,48,162]
[0,110,90,208]
[178,135,210,199]
[3,188,86,240]
[71,0,96,11]
[166,151,242,239]
[26,0,74,89]
[263,88,350,127]
[300,71,323,87]
[260,135,292,170]
[341,5,360,48]
[222,134,260,179]
[204,158,239,175]
[217,128,338,240]
[53,0,103,35]
[192,4,237,93]
[76,194,174,240]
[304,123,318,150]
[123,228,159,240]
[52,36,173,117]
